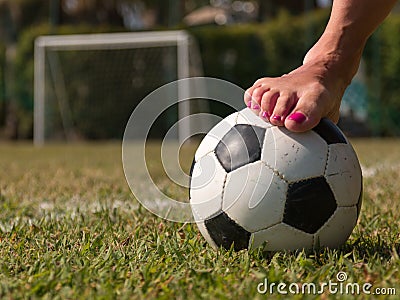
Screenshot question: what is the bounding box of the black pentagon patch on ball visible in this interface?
[312,118,347,145]
[215,124,266,172]
[205,211,251,251]
[284,177,337,234]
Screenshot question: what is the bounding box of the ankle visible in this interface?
[305,32,364,84]
[304,48,361,94]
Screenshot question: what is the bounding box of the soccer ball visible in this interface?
[189,108,362,251]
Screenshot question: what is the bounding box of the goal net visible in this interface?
[34,30,206,145]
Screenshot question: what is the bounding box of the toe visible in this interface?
[248,85,271,112]
[270,93,296,126]
[260,89,279,116]
[285,112,320,132]
[252,85,270,100]
[244,85,259,107]
[284,98,322,132]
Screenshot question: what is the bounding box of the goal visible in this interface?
[34,30,206,145]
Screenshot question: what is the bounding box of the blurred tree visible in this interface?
[59,0,123,26]
[125,0,185,27]
[0,1,17,42]
[0,44,5,128]
[1,1,324,39]
[257,0,318,22]
[1,0,49,37]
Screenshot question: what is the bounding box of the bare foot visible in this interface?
[244,40,361,132]
[243,0,396,132]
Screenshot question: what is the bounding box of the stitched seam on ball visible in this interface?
[233,111,240,124]
[194,149,214,163]
[338,204,358,208]
[220,172,228,210]
[324,145,330,175]
[323,145,336,203]
[190,198,222,222]
[253,220,282,232]
[260,160,288,183]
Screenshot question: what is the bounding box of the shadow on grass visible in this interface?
[341,237,400,262]
[250,237,399,264]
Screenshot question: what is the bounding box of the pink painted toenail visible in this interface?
[252,104,260,110]
[246,101,252,108]
[261,111,269,119]
[272,115,281,122]
[288,112,306,123]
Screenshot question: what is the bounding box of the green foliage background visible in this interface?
[3,9,400,138]
[364,16,400,136]
[0,43,5,127]
[190,10,328,92]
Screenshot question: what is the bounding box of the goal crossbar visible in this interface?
[34,31,190,50]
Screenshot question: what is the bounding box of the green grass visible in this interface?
[0,140,399,299]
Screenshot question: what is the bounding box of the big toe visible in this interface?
[283,92,335,132]
[285,111,321,132]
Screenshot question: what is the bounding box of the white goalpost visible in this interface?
[34,30,205,145]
